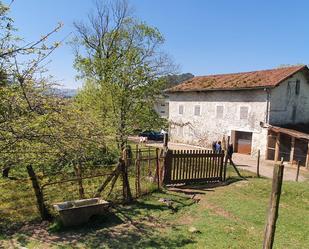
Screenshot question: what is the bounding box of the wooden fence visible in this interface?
[163,149,226,184]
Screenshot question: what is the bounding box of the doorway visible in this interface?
[233,131,253,155]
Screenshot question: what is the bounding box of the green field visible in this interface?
[1,168,309,248]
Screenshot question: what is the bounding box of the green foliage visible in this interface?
[73,0,174,147]
[0,2,117,178]
[163,73,194,89]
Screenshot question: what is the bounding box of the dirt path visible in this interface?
[232,153,307,182]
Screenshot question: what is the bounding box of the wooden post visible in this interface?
[274,133,281,162]
[295,160,301,182]
[95,163,121,197]
[26,165,52,221]
[163,133,168,150]
[223,136,230,181]
[148,147,151,176]
[135,149,141,197]
[135,144,138,160]
[155,148,160,190]
[289,137,295,164]
[163,150,173,185]
[263,160,284,249]
[257,149,260,178]
[306,142,309,169]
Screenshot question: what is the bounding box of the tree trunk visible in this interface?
[122,149,133,203]
[26,165,52,221]
[2,167,10,178]
[74,164,85,199]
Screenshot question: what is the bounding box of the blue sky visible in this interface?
[5,0,309,89]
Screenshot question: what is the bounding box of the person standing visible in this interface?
[215,141,222,153]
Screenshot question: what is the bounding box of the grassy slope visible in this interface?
[1,170,309,248]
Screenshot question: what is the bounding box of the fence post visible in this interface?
[148,146,151,176]
[163,150,172,185]
[156,148,160,190]
[257,149,260,178]
[223,136,230,181]
[135,149,141,197]
[263,160,284,249]
[163,133,168,149]
[295,160,301,182]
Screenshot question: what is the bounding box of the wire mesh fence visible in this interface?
[0,144,163,229]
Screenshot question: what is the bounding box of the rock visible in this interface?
[158,198,172,205]
[188,226,200,233]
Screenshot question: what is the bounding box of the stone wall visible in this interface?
[269,71,309,125]
[168,90,269,156]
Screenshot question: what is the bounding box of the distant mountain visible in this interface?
[163,73,194,89]
[52,88,78,98]
[50,74,194,98]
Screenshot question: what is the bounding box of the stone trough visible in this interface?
[53,198,109,227]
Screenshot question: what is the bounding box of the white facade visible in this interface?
[269,72,309,125]
[168,71,309,158]
[154,95,169,118]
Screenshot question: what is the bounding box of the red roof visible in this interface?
[167,65,308,92]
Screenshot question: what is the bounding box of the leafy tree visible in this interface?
[0,1,114,219]
[73,0,175,148]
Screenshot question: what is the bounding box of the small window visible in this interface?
[216,106,224,118]
[240,106,249,120]
[179,105,184,115]
[295,80,300,95]
[194,105,201,116]
[161,103,166,107]
[160,111,165,114]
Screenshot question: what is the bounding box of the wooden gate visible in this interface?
[163,150,226,185]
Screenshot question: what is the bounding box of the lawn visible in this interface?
[1,168,309,248]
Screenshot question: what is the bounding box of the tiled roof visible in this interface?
[166,65,308,92]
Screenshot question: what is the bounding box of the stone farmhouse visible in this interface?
[166,65,309,167]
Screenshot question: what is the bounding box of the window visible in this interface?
[179,105,184,115]
[194,105,201,116]
[216,106,224,118]
[295,80,300,95]
[161,103,166,107]
[240,106,249,120]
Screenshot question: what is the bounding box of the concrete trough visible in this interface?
[53,198,109,227]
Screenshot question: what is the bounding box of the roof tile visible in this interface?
[167,65,308,92]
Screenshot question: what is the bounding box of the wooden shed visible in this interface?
[266,125,309,168]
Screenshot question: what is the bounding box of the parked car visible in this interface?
[138,130,164,141]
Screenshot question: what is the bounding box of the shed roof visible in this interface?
[269,125,309,141]
[166,65,309,93]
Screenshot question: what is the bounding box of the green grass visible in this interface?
[1,167,309,248]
